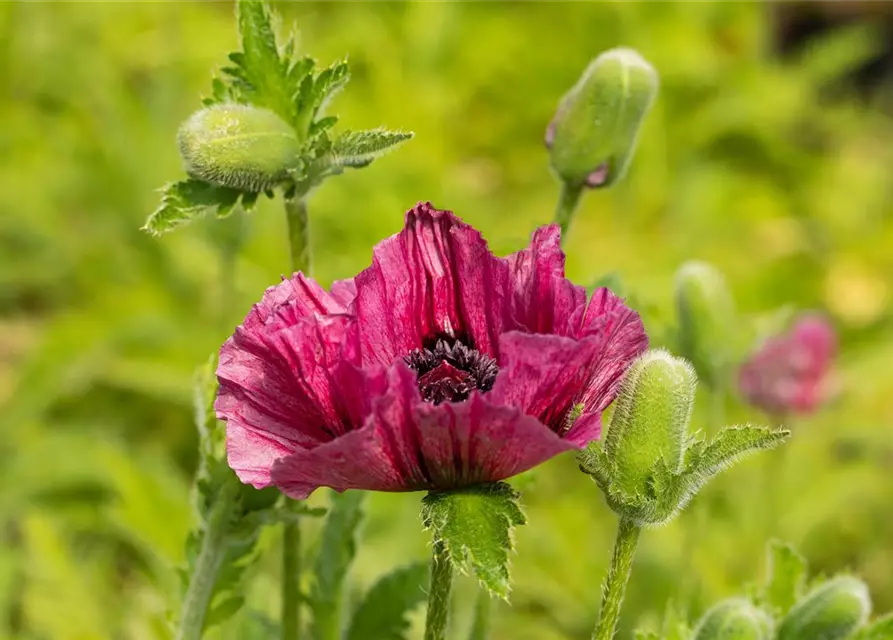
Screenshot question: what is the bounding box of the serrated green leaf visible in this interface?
[234,0,295,124]
[331,129,414,168]
[765,540,808,616]
[205,596,245,628]
[310,491,366,640]
[143,180,242,236]
[854,613,893,639]
[345,563,428,640]
[685,426,789,483]
[297,59,350,129]
[421,483,525,600]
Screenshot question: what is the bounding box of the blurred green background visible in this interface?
[2,2,892,639]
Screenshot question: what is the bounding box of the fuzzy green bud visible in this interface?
[693,599,774,640]
[778,577,871,640]
[675,261,736,390]
[178,104,301,192]
[547,47,658,188]
[605,349,697,497]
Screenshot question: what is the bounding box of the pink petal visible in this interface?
[351,202,509,365]
[505,224,588,336]
[270,363,574,497]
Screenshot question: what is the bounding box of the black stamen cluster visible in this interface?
[405,338,499,404]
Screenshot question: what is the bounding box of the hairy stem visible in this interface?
[552,181,584,243]
[176,479,238,640]
[285,195,310,274]
[424,539,454,640]
[593,518,641,640]
[281,194,312,640]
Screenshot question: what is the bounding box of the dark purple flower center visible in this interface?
[405,337,499,405]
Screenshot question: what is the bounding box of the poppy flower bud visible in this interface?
[675,261,737,391]
[778,577,871,640]
[178,103,301,192]
[693,599,773,640]
[605,349,696,497]
[546,47,658,188]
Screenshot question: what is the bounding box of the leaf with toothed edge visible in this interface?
[421,483,525,600]
[345,563,428,640]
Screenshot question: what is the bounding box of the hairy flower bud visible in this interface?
[675,261,737,391]
[178,104,301,192]
[605,350,696,497]
[693,599,773,640]
[546,47,658,188]
[778,577,871,640]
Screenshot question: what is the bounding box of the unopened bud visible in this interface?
[547,47,658,188]
[675,261,736,390]
[178,104,301,192]
[778,577,871,640]
[604,349,696,497]
[693,599,773,640]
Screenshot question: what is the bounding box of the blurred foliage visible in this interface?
[1,2,892,639]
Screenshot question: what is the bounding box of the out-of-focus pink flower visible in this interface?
[215,202,648,498]
[738,313,837,417]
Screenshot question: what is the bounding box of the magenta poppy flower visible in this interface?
[738,313,837,417]
[216,202,647,499]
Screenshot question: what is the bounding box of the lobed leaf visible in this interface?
[345,563,428,640]
[421,483,526,600]
[331,129,414,168]
[143,180,244,236]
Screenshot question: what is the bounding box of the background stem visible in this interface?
[424,539,454,640]
[176,480,238,640]
[282,194,311,640]
[593,518,641,640]
[468,588,492,640]
[552,181,584,242]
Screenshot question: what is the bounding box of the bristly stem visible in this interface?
[282,194,311,640]
[592,517,641,640]
[176,479,239,640]
[285,195,311,274]
[424,539,454,640]
[552,181,584,243]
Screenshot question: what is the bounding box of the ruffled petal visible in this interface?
[217,312,371,487]
[351,202,509,366]
[270,363,574,497]
[574,287,649,412]
[505,224,588,335]
[491,332,605,438]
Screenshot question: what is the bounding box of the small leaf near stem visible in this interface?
[552,181,584,243]
[424,539,454,640]
[177,479,240,640]
[346,563,428,640]
[593,517,641,640]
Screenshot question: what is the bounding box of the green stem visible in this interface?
[285,195,310,274]
[679,382,726,611]
[282,501,302,640]
[552,181,584,243]
[176,479,239,640]
[424,539,454,640]
[282,194,311,640]
[592,518,641,640]
[469,588,492,640]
